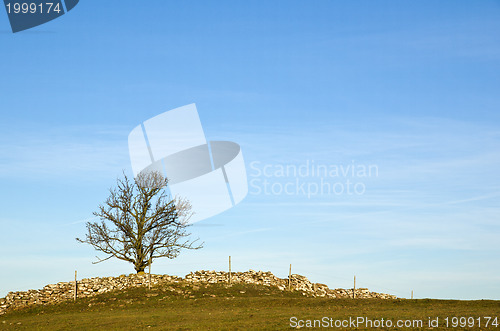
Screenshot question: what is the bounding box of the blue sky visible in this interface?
[1,0,500,299]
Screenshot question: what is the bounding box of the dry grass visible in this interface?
[1,281,499,330]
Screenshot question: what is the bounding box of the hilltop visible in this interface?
[0,269,395,315]
[1,271,499,330]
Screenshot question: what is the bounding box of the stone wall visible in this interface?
[185,270,397,299]
[0,270,397,315]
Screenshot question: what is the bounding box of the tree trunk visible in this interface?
[135,264,146,273]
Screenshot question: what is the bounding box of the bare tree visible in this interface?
[76,171,202,273]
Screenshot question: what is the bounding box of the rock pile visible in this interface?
[185,270,397,299]
[0,270,396,315]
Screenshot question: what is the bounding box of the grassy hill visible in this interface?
[1,280,499,330]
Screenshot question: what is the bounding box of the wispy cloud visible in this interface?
[0,124,130,180]
[63,216,99,226]
[203,227,274,242]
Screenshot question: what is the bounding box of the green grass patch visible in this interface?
[1,281,499,330]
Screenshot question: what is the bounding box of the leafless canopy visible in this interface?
[76,171,203,273]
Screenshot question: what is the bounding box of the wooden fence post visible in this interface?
[74,270,77,301]
[229,256,232,284]
[148,252,153,290]
[148,263,152,290]
[353,275,356,299]
[411,290,413,299]
[288,264,292,291]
